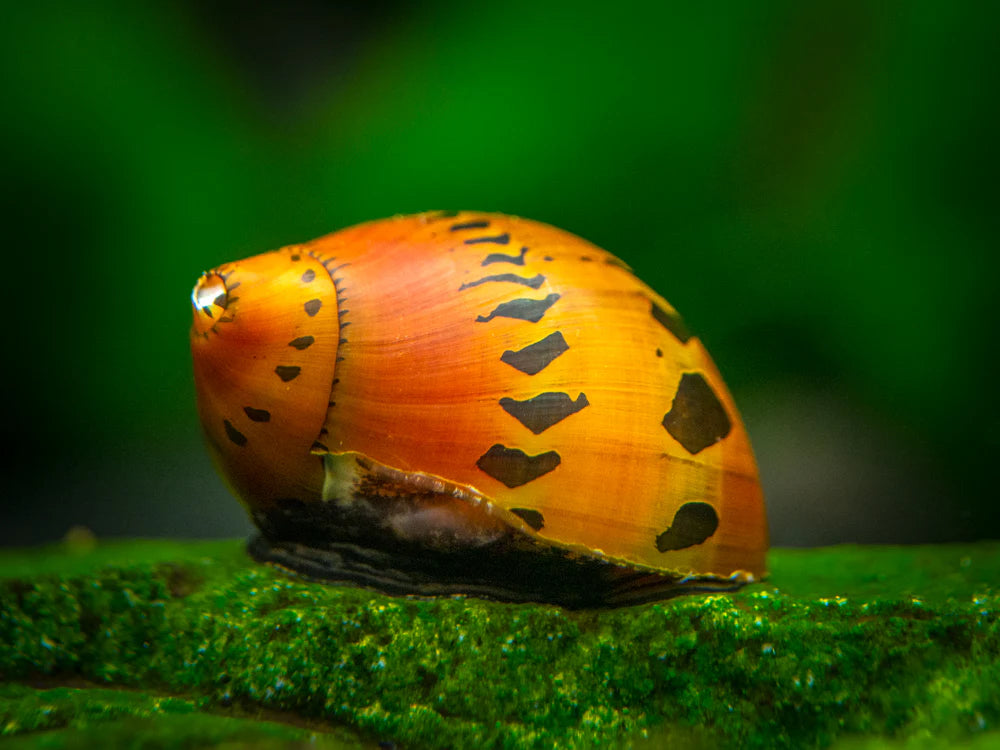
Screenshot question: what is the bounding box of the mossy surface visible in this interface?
[1,539,998,749]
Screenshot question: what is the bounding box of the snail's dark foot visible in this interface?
[247,533,749,609]
[245,453,754,608]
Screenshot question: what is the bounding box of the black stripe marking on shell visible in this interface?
[482,247,528,266]
[243,407,271,422]
[465,233,510,245]
[289,336,315,350]
[476,294,560,323]
[459,273,545,291]
[500,332,569,375]
[662,373,731,454]
[275,365,302,382]
[499,392,589,434]
[510,508,545,531]
[224,419,247,447]
[655,502,719,552]
[476,445,561,488]
[650,300,692,343]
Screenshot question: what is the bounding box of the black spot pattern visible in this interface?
[651,300,692,343]
[482,247,528,266]
[289,336,315,350]
[450,220,490,231]
[465,233,510,245]
[476,294,560,323]
[662,373,731,454]
[500,332,569,375]
[275,365,302,382]
[223,419,247,447]
[301,269,316,283]
[459,273,545,291]
[510,508,545,531]
[243,407,271,422]
[476,444,561,488]
[304,299,322,317]
[655,502,719,552]
[499,392,589,434]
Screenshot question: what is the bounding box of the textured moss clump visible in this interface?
[1,539,998,749]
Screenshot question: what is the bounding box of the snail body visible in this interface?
[190,212,767,607]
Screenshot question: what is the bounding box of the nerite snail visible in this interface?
[190,212,767,607]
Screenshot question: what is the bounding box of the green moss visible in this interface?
[1,539,998,749]
[0,684,368,749]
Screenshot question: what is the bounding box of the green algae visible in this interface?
[1,539,998,749]
[0,683,369,749]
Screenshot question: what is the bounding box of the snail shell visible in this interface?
[190,212,767,607]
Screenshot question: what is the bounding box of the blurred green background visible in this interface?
[3,1,996,547]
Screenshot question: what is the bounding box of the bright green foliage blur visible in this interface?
[2,1,996,544]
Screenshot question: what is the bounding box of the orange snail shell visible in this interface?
[190,212,767,607]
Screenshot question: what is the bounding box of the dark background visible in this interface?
[3,1,996,548]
